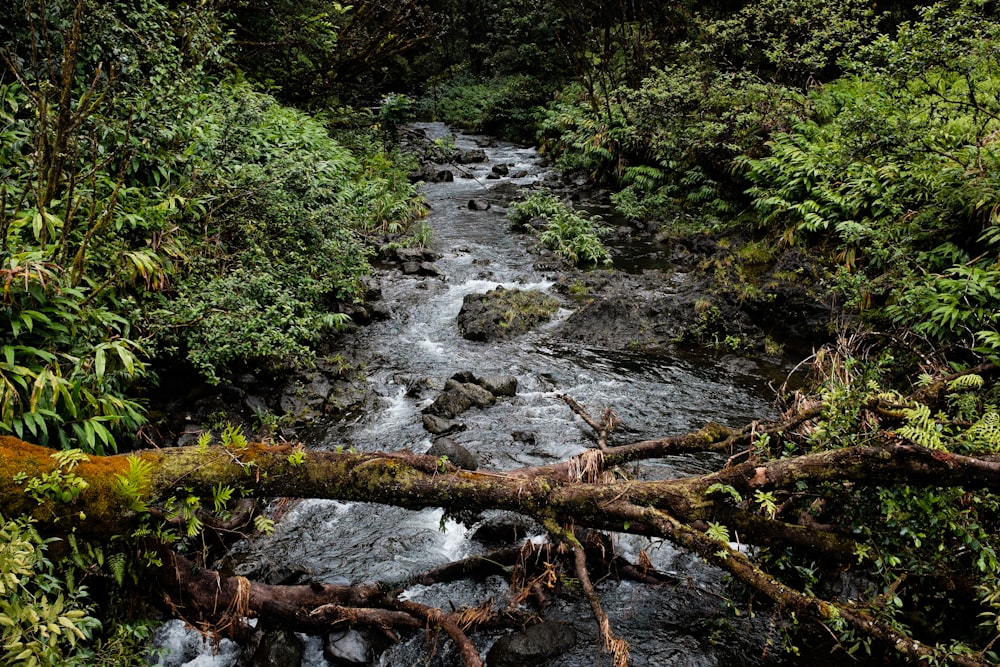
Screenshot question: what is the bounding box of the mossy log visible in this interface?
[4,435,999,539]
[3,397,1000,667]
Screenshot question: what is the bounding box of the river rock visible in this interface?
[422,413,467,435]
[323,629,371,665]
[382,246,442,264]
[454,148,487,163]
[471,512,536,546]
[401,261,443,277]
[423,379,496,418]
[511,430,535,445]
[448,371,516,397]
[427,437,479,470]
[279,372,330,420]
[456,287,560,342]
[468,199,491,210]
[486,622,577,667]
[249,629,303,667]
[476,374,518,397]
[492,164,509,176]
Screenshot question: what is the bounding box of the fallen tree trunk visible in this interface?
[5,436,1000,539]
[3,369,1000,666]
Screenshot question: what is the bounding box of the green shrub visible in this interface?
[737,2,1000,359]
[508,193,611,266]
[0,514,100,666]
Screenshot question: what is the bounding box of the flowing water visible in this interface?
[153,123,791,667]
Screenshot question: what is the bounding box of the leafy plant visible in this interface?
[508,193,610,266]
[0,514,100,666]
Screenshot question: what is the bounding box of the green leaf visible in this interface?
[94,348,106,382]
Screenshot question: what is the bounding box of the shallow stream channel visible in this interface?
[153,123,796,667]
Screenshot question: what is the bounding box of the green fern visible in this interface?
[113,456,153,513]
[107,552,128,587]
[967,412,1000,453]
[948,374,985,391]
[897,403,945,450]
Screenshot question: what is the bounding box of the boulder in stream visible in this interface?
[426,436,479,470]
[324,628,378,665]
[476,373,518,397]
[457,286,560,342]
[486,621,577,667]
[422,413,467,435]
[423,378,496,418]
[248,629,303,667]
[454,148,487,163]
[422,371,518,419]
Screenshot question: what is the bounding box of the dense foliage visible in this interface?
[416,0,1000,662]
[3,0,1000,663]
[0,0,422,452]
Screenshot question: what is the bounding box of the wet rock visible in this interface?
[477,374,518,397]
[454,148,487,163]
[249,629,303,667]
[486,622,577,667]
[511,170,528,178]
[456,287,560,342]
[280,372,330,420]
[423,379,496,418]
[485,180,527,203]
[447,371,516,397]
[382,246,442,264]
[401,261,444,278]
[468,199,492,210]
[492,164,510,176]
[323,629,371,665]
[409,164,455,183]
[511,430,536,445]
[422,413,467,435]
[405,376,439,399]
[427,437,479,470]
[471,513,536,546]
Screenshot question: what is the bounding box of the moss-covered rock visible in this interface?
[456,287,559,342]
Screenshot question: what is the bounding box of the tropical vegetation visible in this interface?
[2,0,1000,664]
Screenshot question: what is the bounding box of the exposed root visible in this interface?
[574,546,629,667]
[561,394,618,451]
[568,448,611,484]
[395,599,483,667]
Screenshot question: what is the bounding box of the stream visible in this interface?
[153,123,792,667]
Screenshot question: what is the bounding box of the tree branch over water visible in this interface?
[3,367,1000,666]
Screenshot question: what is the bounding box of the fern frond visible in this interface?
[897,403,945,450]
[948,374,984,391]
[968,412,1000,453]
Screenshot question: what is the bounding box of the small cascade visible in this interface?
[154,124,783,667]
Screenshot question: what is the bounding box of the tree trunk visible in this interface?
[3,380,1000,667]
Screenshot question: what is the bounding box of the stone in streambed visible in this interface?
[324,628,387,665]
[457,287,559,342]
[426,437,479,470]
[422,413,467,435]
[486,622,577,667]
[249,630,303,667]
[423,379,496,418]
